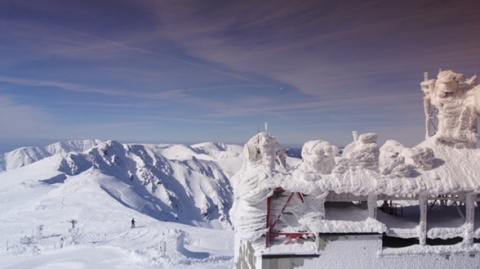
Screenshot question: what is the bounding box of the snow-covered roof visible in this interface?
[234,132,480,199]
[230,70,480,247]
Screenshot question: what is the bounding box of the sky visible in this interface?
[1,0,480,152]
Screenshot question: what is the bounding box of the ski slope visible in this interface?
[0,140,243,268]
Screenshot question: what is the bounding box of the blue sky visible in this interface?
[1,0,480,151]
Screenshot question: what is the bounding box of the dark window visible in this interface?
[426,237,463,246]
[382,235,418,248]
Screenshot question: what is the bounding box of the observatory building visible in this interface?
[231,70,480,269]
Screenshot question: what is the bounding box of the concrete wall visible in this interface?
[262,256,308,269]
[261,234,480,269]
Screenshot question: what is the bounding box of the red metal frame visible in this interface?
[265,188,314,247]
[270,192,295,229]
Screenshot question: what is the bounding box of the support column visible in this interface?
[419,194,427,246]
[266,196,272,248]
[464,193,475,245]
[368,193,377,219]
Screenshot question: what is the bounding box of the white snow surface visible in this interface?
[0,140,244,268]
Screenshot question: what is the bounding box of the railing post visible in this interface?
[464,193,475,245]
[419,194,427,246]
[368,193,377,219]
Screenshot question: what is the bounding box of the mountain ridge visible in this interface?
[0,139,244,229]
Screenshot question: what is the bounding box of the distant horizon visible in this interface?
[0,130,416,154]
[0,135,302,153]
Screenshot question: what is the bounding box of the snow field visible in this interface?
[0,140,244,268]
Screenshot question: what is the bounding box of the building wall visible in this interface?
[307,234,480,269]
[262,256,309,269]
[261,234,480,269]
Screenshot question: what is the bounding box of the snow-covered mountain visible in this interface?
[0,139,245,268]
[0,140,243,229]
[0,140,103,172]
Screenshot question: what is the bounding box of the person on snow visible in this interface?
[131,218,135,228]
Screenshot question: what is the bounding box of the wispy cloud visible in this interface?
[0,75,269,105]
[149,0,480,98]
[0,95,52,138]
[0,76,126,96]
[1,0,478,146]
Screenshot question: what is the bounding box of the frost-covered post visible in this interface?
[37,225,43,239]
[418,194,427,246]
[367,194,377,219]
[231,132,286,268]
[463,194,475,245]
[420,72,436,140]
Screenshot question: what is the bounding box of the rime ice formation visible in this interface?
[341,132,380,171]
[301,140,338,175]
[406,145,435,170]
[230,133,287,241]
[379,140,412,177]
[421,70,480,148]
[242,132,287,171]
[231,70,480,266]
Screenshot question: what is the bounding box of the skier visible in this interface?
[131,218,135,228]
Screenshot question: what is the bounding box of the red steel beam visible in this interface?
[270,192,295,231]
[266,189,309,248]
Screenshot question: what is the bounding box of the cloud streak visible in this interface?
[1,0,478,147]
[150,0,480,97]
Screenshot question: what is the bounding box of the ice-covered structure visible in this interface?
[231,70,480,269]
[421,70,479,147]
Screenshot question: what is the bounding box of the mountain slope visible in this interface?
[0,163,235,268]
[0,139,245,268]
[1,140,244,229]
